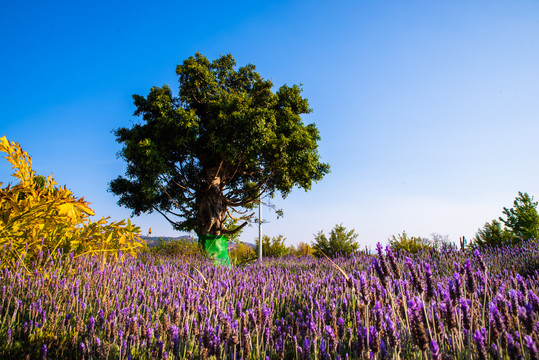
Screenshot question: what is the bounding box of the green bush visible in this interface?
[229,242,256,265]
[291,242,315,257]
[150,238,204,259]
[388,231,431,254]
[311,224,359,258]
[256,235,290,258]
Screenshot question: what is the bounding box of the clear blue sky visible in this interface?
[2,0,539,248]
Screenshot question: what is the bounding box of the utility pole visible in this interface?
[258,197,262,261]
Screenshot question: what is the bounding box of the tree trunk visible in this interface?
[197,170,226,237]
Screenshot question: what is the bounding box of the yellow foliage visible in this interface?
[0,136,147,269]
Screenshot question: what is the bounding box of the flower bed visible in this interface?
[1,240,539,359]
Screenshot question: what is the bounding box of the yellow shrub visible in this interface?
[0,136,146,269]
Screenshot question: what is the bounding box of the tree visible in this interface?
[429,233,453,250]
[473,192,539,247]
[293,242,314,257]
[500,191,539,242]
[255,234,290,258]
[388,231,431,254]
[474,220,513,247]
[229,243,256,265]
[110,53,329,247]
[311,224,359,258]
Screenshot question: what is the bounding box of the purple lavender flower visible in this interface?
[384,313,399,348]
[507,333,522,360]
[376,242,390,277]
[423,262,434,301]
[460,299,472,331]
[385,245,401,279]
[464,259,476,294]
[369,326,380,355]
[452,272,463,301]
[98,308,104,327]
[42,344,48,360]
[337,316,345,338]
[520,302,535,335]
[241,327,251,358]
[358,272,370,302]
[473,328,487,360]
[170,325,179,356]
[473,249,487,273]
[430,339,441,360]
[302,337,311,355]
[408,297,428,351]
[325,325,337,351]
[373,259,388,287]
[88,316,95,335]
[320,337,327,357]
[379,339,388,359]
[525,335,539,360]
[405,257,423,294]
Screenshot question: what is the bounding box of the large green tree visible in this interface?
[110,53,329,241]
[474,192,539,247]
[500,191,539,242]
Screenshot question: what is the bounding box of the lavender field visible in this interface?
[1,240,539,360]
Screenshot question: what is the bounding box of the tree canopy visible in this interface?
[110,53,329,237]
[500,191,539,242]
[311,224,359,258]
[256,234,290,258]
[474,192,539,247]
[388,231,431,254]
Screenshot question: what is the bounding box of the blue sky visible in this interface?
[2,0,539,248]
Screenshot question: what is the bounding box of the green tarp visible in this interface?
[199,234,231,267]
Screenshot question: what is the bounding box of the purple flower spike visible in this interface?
[474,328,487,360]
[170,325,179,356]
[88,316,95,334]
[525,335,539,360]
[507,333,522,359]
[385,245,401,279]
[452,272,463,301]
[460,298,472,331]
[98,308,104,327]
[474,249,487,273]
[464,259,476,294]
[320,338,327,355]
[302,337,311,355]
[430,339,441,360]
[424,262,434,301]
[325,325,337,351]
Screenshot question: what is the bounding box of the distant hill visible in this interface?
[141,235,194,248]
[228,241,257,250]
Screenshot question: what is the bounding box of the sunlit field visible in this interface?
[2,238,539,359]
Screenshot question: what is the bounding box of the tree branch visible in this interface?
[175,161,197,195]
[221,217,252,235]
[157,182,192,215]
[151,206,179,227]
